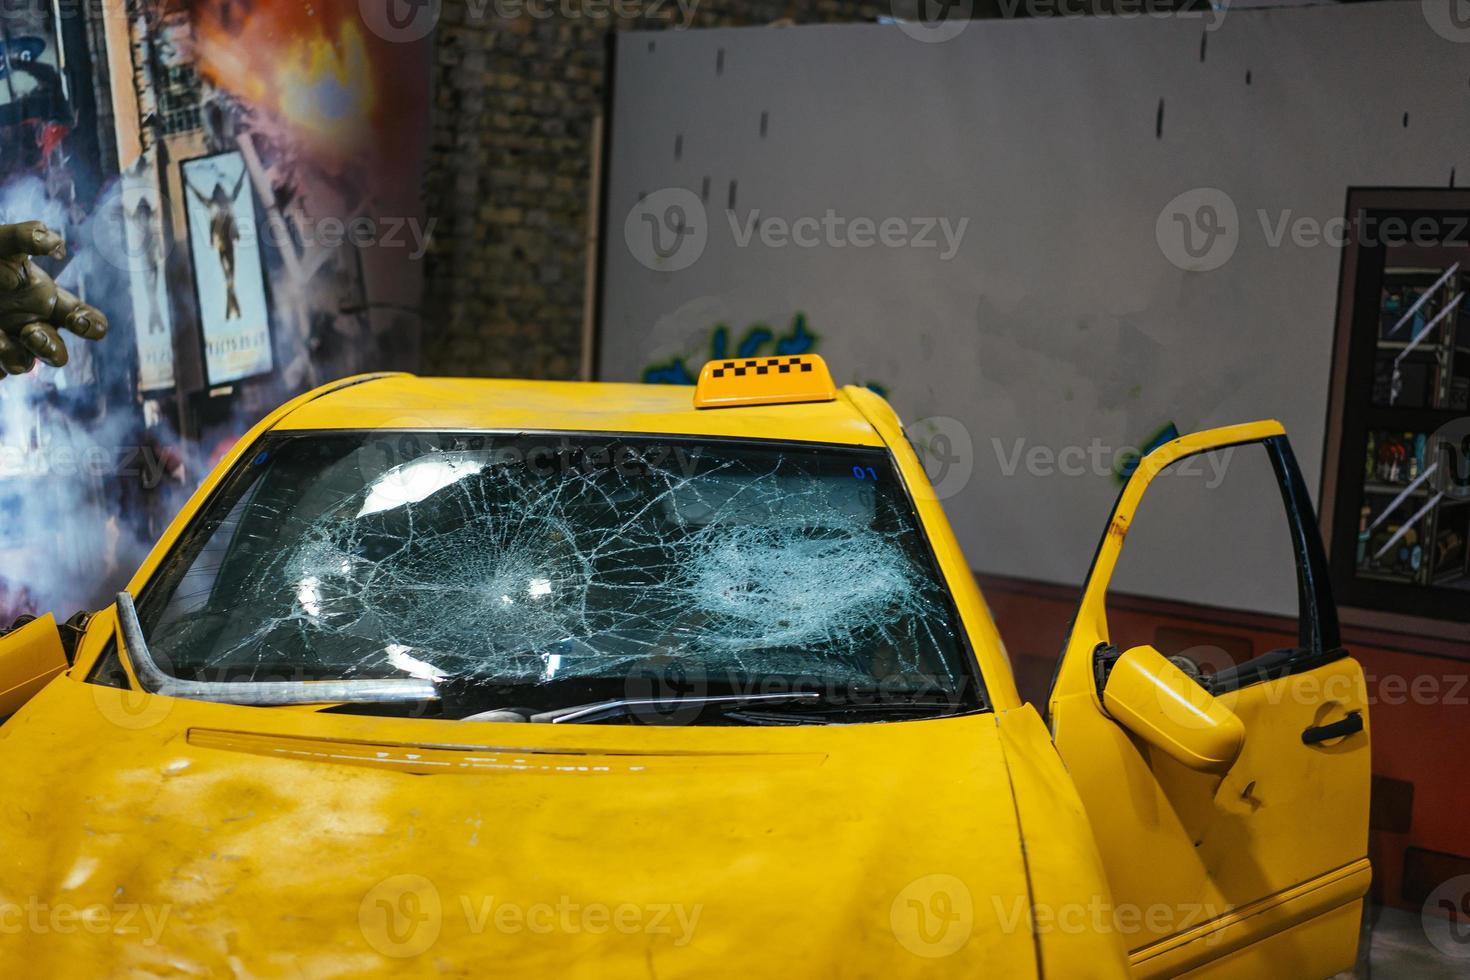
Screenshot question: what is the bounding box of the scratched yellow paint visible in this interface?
[0,374,1342,977]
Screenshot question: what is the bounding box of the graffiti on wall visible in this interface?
[641,312,889,396]
[1113,421,1181,485]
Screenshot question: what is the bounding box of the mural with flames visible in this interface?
[0,0,431,624]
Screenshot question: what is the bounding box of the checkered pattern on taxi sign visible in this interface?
[693,354,837,409]
[710,358,814,379]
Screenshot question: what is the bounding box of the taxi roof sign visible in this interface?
[693,354,838,409]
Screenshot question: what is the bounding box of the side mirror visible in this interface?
[1101,644,1245,774]
[0,613,69,719]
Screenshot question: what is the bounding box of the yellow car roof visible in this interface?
[275,374,888,447]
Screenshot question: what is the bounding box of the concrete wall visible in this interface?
[596,2,1470,615]
[420,0,885,380]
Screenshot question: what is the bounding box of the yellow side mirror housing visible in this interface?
[1101,644,1245,774]
[0,614,68,719]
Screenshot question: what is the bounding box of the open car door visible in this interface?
[1047,421,1370,979]
[0,614,68,720]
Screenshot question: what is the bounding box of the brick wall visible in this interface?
[420,0,886,380]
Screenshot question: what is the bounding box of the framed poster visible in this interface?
[181,150,273,385]
[121,171,175,392]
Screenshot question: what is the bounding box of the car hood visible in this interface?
[0,678,1039,978]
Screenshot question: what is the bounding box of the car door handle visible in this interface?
[1301,711,1363,746]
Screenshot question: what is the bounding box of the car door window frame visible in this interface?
[1050,430,1346,707]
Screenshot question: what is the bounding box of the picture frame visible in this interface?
[180,149,274,386]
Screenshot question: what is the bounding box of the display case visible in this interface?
[1327,195,1470,625]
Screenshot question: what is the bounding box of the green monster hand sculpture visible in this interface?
[0,221,108,378]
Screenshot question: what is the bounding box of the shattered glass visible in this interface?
[136,432,980,718]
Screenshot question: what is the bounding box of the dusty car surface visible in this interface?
[0,358,1369,978]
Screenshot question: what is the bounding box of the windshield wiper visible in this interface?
[462,691,823,724]
[115,592,440,707]
[721,698,969,725]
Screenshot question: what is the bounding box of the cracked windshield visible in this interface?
[135,432,982,724]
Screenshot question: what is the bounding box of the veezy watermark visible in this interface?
[888,0,975,44]
[886,0,1227,45]
[359,874,702,958]
[890,873,974,957]
[1158,190,1470,272]
[1422,874,1470,960]
[0,898,171,945]
[625,188,969,271]
[485,0,697,25]
[908,416,975,501]
[358,0,696,43]
[624,188,708,272]
[1142,644,1468,732]
[1156,188,1240,273]
[728,211,968,261]
[1422,0,1470,43]
[0,443,173,488]
[994,895,1227,944]
[621,663,964,725]
[253,215,437,260]
[997,0,1227,27]
[889,874,1229,959]
[993,437,1233,487]
[907,421,1223,499]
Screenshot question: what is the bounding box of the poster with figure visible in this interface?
[121,171,175,391]
[0,0,432,627]
[182,150,273,385]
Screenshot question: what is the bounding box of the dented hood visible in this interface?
[0,678,1039,978]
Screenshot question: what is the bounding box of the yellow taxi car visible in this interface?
[0,357,1369,978]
